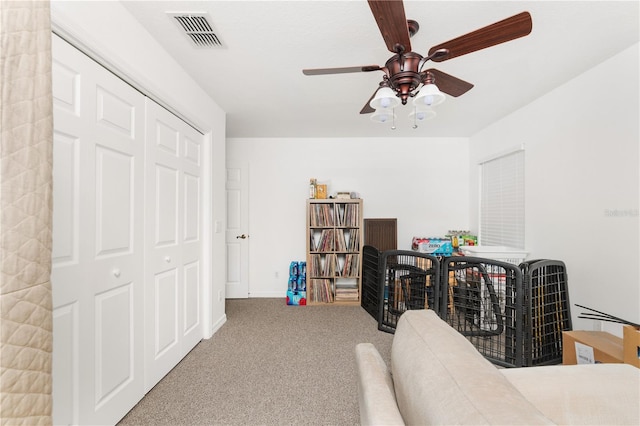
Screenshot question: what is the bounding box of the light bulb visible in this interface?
[413,83,445,108]
[370,109,396,123]
[370,87,400,110]
[409,107,436,122]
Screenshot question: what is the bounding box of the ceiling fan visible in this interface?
[302,1,532,122]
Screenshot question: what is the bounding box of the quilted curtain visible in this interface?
[0,1,53,424]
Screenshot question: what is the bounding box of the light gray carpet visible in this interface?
[118,298,394,425]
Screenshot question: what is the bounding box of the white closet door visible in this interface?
[144,99,204,391]
[51,34,145,425]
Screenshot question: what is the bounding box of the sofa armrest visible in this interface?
[355,343,405,426]
[501,363,640,425]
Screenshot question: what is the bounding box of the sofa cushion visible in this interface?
[501,363,640,425]
[391,310,554,425]
[355,343,405,425]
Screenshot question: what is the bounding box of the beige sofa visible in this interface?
[356,310,640,425]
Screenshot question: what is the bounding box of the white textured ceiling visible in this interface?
[121,0,639,138]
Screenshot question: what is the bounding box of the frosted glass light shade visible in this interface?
[409,107,436,121]
[370,109,396,123]
[413,83,445,107]
[370,87,401,109]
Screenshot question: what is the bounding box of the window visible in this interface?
[479,149,525,249]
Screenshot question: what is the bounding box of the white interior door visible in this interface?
[225,162,249,298]
[144,99,204,390]
[51,34,145,425]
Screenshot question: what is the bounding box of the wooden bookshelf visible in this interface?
[306,198,363,305]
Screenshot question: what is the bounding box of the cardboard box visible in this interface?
[411,237,453,256]
[315,184,327,199]
[562,331,623,365]
[623,325,640,368]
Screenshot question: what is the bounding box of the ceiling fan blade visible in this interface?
[425,69,474,97]
[428,11,532,62]
[368,0,412,53]
[360,89,378,114]
[303,65,381,76]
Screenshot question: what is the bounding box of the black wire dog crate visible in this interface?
[440,256,525,367]
[520,259,572,366]
[377,250,440,333]
[361,245,382,321]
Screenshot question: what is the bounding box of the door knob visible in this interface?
[236,234,248,239]
[112,269,121,278]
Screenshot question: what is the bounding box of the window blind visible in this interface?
[480,149,525,249]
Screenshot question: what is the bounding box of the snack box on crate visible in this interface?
[460,245,528,265]
[411,237,453,256]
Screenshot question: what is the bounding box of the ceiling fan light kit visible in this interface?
[369,79,444,127]
[302,1,532,130]
[413,83,445,107]
[370,109,396,124]
[409,107,437,122]
[369,86,401,109]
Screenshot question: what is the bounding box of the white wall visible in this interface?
[227,137,469,297]
[50,0,228,335]
[469,44,640,334]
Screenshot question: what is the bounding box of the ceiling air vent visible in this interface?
[168,12,224,48]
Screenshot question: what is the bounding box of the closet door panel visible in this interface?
[145,99,204,390]
[183,172,200,242]
[154,164,179,246]
[94,283,135,407]
[179,128,203,352]
[52,59,80,115]
[51,131,79,265]
[183,260,200,334]
[51,34,145,426]
[88,62,145,426]
[96,86,136,138]
[153,268,179,358]
[146,118,182,388]
[51,303,78,425]
[95,146,134,256]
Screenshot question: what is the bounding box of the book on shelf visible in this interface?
[310,203,334,227]
[347,229,360,251]
[335,278,358,301]
[331,228,359,253]
[310,279,334,303]
[309,254,337,277]
[335,229,347,252]
[335,203,360,227]
[335,287,359,301]
[310,229,335,252]
[337,254,360,277]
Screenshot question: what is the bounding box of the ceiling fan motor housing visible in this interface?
[385,52,424,104]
